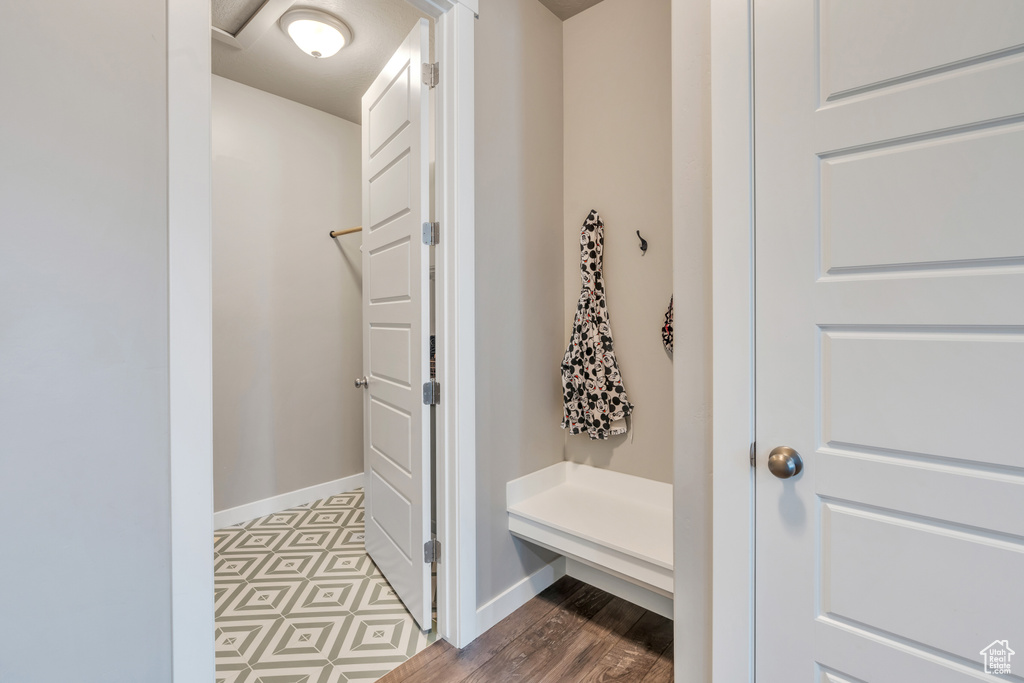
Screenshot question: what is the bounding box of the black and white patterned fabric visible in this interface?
[662,296,673,352]
[561,210,634,439]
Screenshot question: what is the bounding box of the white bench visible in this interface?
[507,461,673,618]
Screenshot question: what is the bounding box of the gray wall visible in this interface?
[475,0,566,609]
[563,0,674,483]
[213,76,364,512]
[0,0,173,680]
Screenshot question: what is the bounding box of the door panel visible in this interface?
[823,329,1024,465]
[822,126,1024,272]
[369,468,414,560]
[370,398,413,473]
[368,154,413,229]
[368,239,413,302]
[821,501,1024,661]
[755,1,1024,680]
[368,325,412,385]
[820,0,1024,99]
[362,18,431,631]
[368,65,413,157]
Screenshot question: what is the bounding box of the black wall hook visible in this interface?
[636,230,648,254]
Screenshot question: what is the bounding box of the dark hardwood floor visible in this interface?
[380,577,674,683]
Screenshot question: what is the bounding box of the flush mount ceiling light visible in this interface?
[280,8,352,59]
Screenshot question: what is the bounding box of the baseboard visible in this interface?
[214,472,365,529]
[474,556,567,637]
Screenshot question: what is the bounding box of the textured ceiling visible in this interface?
[537,0,607,21]
[212,0,431,124]
[212,0,265,34]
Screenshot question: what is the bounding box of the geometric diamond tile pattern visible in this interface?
[215,489,436,683]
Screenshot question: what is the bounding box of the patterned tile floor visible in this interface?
[214,489,436,683]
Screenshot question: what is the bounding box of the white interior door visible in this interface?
[755,1,1024,680]
[361,18,431,631]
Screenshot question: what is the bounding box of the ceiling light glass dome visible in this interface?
[280,9,352,59]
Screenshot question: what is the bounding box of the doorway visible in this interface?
[167,0,478,679]
[210,4,437,679]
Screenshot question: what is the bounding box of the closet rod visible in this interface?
[329,226,362,238]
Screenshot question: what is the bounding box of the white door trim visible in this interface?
[168,0,214,679]
[431,1,479,649]
[167,0,478,677]
[710,0,756,682]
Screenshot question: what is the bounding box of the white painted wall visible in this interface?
[0,0,174,679]
[212,76,364,512]
[672,0,713,680]
[562,0,674,484]
[474,0,567,613]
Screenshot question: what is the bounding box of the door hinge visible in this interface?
[422,221,440,246]
[422,62,439,88]
[423,380,440,405]
[424,538,441,563]
[750,441,757,467]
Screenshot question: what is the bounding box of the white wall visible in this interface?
[212,76,363,513]
[672,0,713,680]
[0,0,173,679]
[475,0,566,612]
[562,0,674,484]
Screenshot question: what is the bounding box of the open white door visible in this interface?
[755,1,1024,680]
[360,18,432,631]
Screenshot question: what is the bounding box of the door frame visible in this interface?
[709,0,756,682]
[167,0,480,678]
